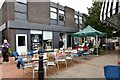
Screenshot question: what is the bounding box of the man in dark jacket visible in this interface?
[59,39,64,49]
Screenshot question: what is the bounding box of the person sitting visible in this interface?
[83,42,88,52]
[88,40,93,49]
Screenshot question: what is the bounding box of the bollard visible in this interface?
[38,55,44,80]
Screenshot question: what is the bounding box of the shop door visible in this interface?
[16,34,27,55]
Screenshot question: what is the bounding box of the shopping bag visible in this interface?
[8,48,12,54]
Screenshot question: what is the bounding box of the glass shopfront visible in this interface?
[43,31,53,49]
[30,30,42,51]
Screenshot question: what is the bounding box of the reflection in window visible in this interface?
[50,7,57,12]
[50,12,57,19]
[75,19,78,24]
[79,16,82,20]
[31,34,42,50]
[59,15,65,21]
[74,15,78,24]
[59,10,64,14]
[18,36,25,46]
[79,19,82,24]
[74,15,78,19]
[16,0,27,4]
[59,10,65,21]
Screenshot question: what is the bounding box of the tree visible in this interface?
[83,2,116,37]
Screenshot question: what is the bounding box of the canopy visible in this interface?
[72,25,107,56]
[72,25,106,37]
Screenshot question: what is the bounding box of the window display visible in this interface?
[31,34,42,51]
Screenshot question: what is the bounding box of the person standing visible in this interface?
[2,39,10,63]
[59,39,64,50]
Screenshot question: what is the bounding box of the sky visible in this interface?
[50,0,93,14]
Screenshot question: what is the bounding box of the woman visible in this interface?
[2,39,10,62]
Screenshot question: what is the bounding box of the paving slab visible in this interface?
[48,51,118,78]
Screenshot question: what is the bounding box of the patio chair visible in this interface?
[32,60,39,79]
[65,51,74,64]
[104,65,120,80]
[89,48,95,55]
[46,54,58,75]
[56,54,67,70]
[82,51,90,59]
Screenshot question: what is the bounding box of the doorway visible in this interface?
[16,34,27,55]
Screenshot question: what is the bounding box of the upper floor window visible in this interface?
[50,12,57,19]
[59,15,64,21]
[16,0,27,4]
[50,7,57,12]
[74,15,78,24]
[79,16,82,24]
[50,7,57,20]
[74,15,78,19]
[79,19,82,24]
[79,16,82,20]
[59,10,64,14]
[59,10,65,21]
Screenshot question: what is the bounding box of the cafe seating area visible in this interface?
[11,47,97,79]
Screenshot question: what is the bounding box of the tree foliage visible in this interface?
[83,2,115,37]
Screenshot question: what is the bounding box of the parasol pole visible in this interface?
[71,37,73,49]
[96,35,99,56]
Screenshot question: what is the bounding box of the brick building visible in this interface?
[0,0,83,54]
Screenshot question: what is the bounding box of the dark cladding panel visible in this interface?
[15,12,27,20]
[65,6,75,28]
[15,2,27,13]
[0,31,2,44]
[50,2,57,8]
[53,32,59,48]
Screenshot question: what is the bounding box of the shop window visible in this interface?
[31,34,42,50]
[18,36,25,46]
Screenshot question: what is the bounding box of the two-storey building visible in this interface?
[0,0,83,54]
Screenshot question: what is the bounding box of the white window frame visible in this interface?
[50,7,57,12]
[59,10,64,14]
[50,12,57,19]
